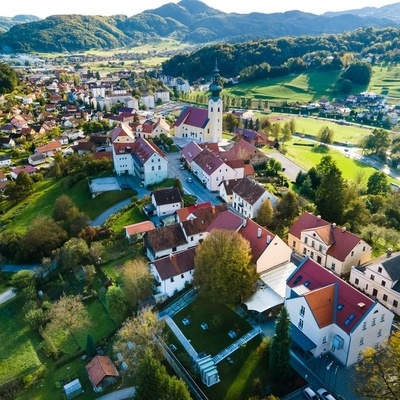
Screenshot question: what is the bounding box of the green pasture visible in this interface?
[105,203,148,233]
[282,139,400,185]
[369,64,400,101]
[0,177,137,234]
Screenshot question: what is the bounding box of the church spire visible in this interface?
[210,58,222,100]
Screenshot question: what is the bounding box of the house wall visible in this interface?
[233,190,269,219]
[175,123,208,142]
[142,154,168,186]
[113,152,134,175]
[152,197,182,217]
[340,242,372,276]
[218,185,233,204]
[208,97,223,143]
[0,158,11,167]
[350,265,400,316]
[147,242,189,261]
[256,236,292,274]
[151,266,194,297]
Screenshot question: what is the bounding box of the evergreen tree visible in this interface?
[257,199,274,227]
[269,306,291,387]
[86,334,96,357]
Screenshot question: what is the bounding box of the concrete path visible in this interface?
[90,198,132,227]
[1,264,40,273]
[0,288,15,305]
[95,386,135,400]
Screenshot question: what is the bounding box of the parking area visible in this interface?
[89,177,121,195]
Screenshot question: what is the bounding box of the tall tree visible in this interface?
[56,237,91,271]
[193,229,257,304]
[105,285,128,323]
[317,126,334,145]
[272,191,301,231]
[269,307,291,388]
[355,331,400,400]
[282,121,292,143]
[257,199,274,227]
[48,294,91,349]
[223,113,240,133]
[0,63,19,94]
[120,258,153,311]
[361,128,391,158]
[10,270,36,296]
[367,171,390,195]
[114,308,165,373]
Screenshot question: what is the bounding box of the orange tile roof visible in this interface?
[125,221,155,236]
[86,356,118,387]
[304,285,335,328]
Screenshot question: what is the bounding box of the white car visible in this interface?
[317,388,337,400]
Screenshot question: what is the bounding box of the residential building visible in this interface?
[234,127,269,147]
[124,221,156,242]
[28,153,46,166]
[155,89,170,103]
[131,118,170,140]
[150,248,196,297]
[239,219,292,274]
[150,187,183,217]
[0,154,11,167]
[0,136,15,148]
[350,250,400,316]
[10,165,37,179]
[232,177,276,218]
[35,140,62,157]
[285,257,393,367]
[141,94,155,110]
[288,212,372,276]
[0,171,9,191]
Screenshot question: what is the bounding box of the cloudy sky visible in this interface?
[4,0,398,19]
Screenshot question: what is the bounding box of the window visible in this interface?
[362,322,367,331]
[292,241,296,248]
[371,274,375,281]
[151,166,155,171]
[304,237,308,244]
[355,278,359,285]
[381,314,385,322]
[298,319,304,330]
[303,248,307,255]
[363,246,366,251]
[382,280,386,287]
[394,300,398,308]
[181,274,184,279]
[300,306,305,317]
[378,329,382,337]
[312,240,315,248]
[351,251,354,256]
[158,165,161,170]
[317,255,322,264]
[310,251,314,259]
[170,277,174,282]
[319,244,323,252]
[359,337,364,346]
[331,263,335,271]
[322,336,327,344]
[378,267,382,273]
[383,294,388,301]
[372,318,376,326]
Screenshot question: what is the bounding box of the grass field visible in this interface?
[368,64,400,102]
[0,177,137,234]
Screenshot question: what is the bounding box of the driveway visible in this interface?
[267,151,307,182]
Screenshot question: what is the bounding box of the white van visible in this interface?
[303,387,318,400]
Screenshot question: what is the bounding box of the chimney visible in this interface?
[242,218,247,228]
[317,215,321,220]
[341,227,346,233]
[266,235,271,244]
[257,228,262,238]
[331,223,336,229]
[387,248,393,257]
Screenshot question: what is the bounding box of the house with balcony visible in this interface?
[285,257,393,367]
[349,250,400,316]
[150,187,183,217]
[288,212,372,276]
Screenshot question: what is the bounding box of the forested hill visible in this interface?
[1,0,400,53]
[161,27,400,81]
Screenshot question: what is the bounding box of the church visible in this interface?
[174,63,223,144]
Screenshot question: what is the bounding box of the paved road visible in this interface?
[268,151,307,181]
[0,288,15,305]
[95,387,135,400]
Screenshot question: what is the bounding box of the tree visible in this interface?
[114,308,165,373]
[223,113,240,133]
[120,258,153,311]
[269,306,291,387]
[56,237,91,271]
[0,63,19,94]
[315,157,346,224]
[282,121,292,143]
[10,270,36,296]
[317,126,334,145]
[4,171,34,203]
[257,199,274,227]
[0,231,23,260]
[49,294,91,349]
[173,178,183,196]
[193,229,257,304]
[367,171,390,195]
[271,123,281,141]
[272,191,301,231]
[355,331,400,399]
[135,348,191,400]
[21,217,68,262]
[341,61,372,85]
[106,285,128,323]
[343,198,371,233]
[361,128,391,158]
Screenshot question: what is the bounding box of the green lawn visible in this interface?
[369,64,400,102]
[0,299,42,385]
[105,203,148,233]
[0,177,137,234]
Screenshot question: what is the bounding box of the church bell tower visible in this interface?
[208,60,223,143]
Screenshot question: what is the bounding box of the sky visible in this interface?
[4,0,399,19]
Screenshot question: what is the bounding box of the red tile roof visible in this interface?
[181,141,203,164]
[110,123,134,142]
[176,202,212,222]
[125,221,156,236]
[290,212,365,261]
[206,210,243,232]
[174,106,209,129]
[192,150,224,176]
[131,137,166,165]
[86,356,118,387]
[232,177,266,205]
[152,247,196,280]
[239,219,275,263]
[287,258,374,334]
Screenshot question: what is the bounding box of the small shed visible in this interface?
[63,378,83,400]
[86,355,119,393]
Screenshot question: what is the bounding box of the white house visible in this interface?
[151,187,183,217]
[28,153,46,166]
[288,212,372,276]
[0,154,11,167]
[350,250,400,317]
[141,94,155,110]
[232,177,276,219]
[285,257,393,367]
[191,149,238,191]
[150,248,196,297]
[155,90,170,103]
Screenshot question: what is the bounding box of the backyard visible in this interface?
[167,297,304,400]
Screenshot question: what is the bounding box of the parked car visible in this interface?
[179,164,185,170]
[317,388,337,400]
[187,177,193,183]
[303,387,318,400]
[120,184,130,190]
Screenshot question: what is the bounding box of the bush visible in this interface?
[0,377,24,400]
